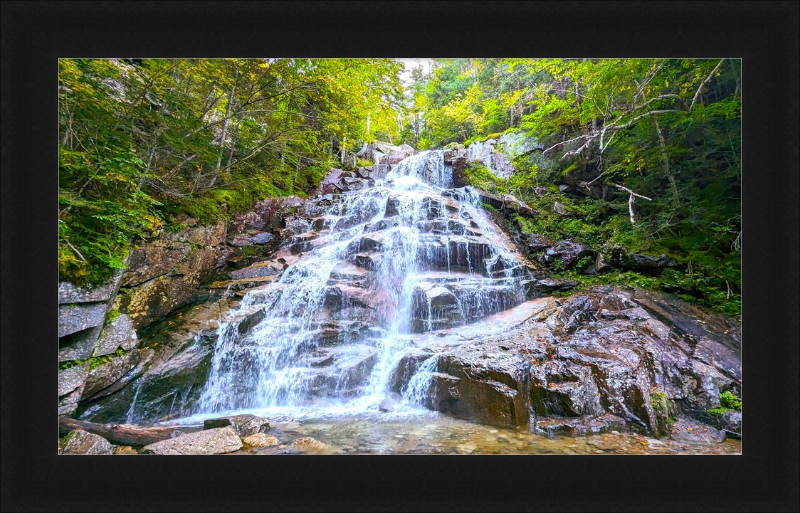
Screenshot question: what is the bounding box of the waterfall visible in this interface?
[196,150,532,416]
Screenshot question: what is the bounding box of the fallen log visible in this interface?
[58,417,196,447]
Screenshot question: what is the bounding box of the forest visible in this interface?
[59,58,741,315]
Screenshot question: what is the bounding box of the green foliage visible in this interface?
[59,58,404,285]
[719,390,742,411]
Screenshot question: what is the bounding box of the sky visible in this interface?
[396,58,434,86]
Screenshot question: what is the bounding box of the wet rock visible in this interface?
[59,303,107,338]
[669,417,726,444]
[228,260,285,281]
[521,233,551,253]
[526,278,579,296]
[348,252,384,271]
[250,232,275,245]
[113,445,139,455]
[87,332,216,423]
[308,345,378,395]
[291,437,331,453]
[530,361,602,417]
[227,414,271,436]
[93,314,139,357]
[61,429,114,455]
[203,417,233,430]
[81,349,153,402]
[535,414,628,436]
[242,433,280,447]
[143,426,242,455]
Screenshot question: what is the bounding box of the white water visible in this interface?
[191,150,531,420]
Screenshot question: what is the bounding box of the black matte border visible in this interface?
[2,1,798,512]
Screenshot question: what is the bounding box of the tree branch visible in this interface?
[611,183,652,225]
[690,59,725,111]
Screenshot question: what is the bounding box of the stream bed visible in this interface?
[167,407,742,455]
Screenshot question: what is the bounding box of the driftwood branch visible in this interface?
[59,417,194,447]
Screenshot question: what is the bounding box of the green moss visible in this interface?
[650,391,669,412]
[104,308,121,326]
[88,347,128,370]
[720,390,742,411]
[708,390,742,415]
[59,359,86,370]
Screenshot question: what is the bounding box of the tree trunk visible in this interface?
[653,115,679,206]
[215,87,235,175]
[58,417,195,447]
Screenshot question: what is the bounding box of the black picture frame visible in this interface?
[2,1,797,511]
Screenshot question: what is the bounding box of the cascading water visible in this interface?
[194,150,533,419]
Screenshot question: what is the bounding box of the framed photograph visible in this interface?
[3,1,797,511]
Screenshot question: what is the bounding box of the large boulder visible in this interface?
[389,287,741,438]
[203,414,270,436]
[142,426,242,455]
[60,429,114,455]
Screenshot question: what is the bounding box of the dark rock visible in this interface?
[229,196,303,235]
[527,278,579,295]
[59,303,107,338]
[250,232,274,245]
[61,429,114,455]
[595,252,613,273]
[59,325,103,362]
[523,233,551,253]
[540,240,594,270]
[143,426,242,455]
[619,253,677,274]
[94,314,139,357]
[203,417,232,430]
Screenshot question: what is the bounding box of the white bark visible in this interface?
[611,183,652,225]
[690,59,725,111]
